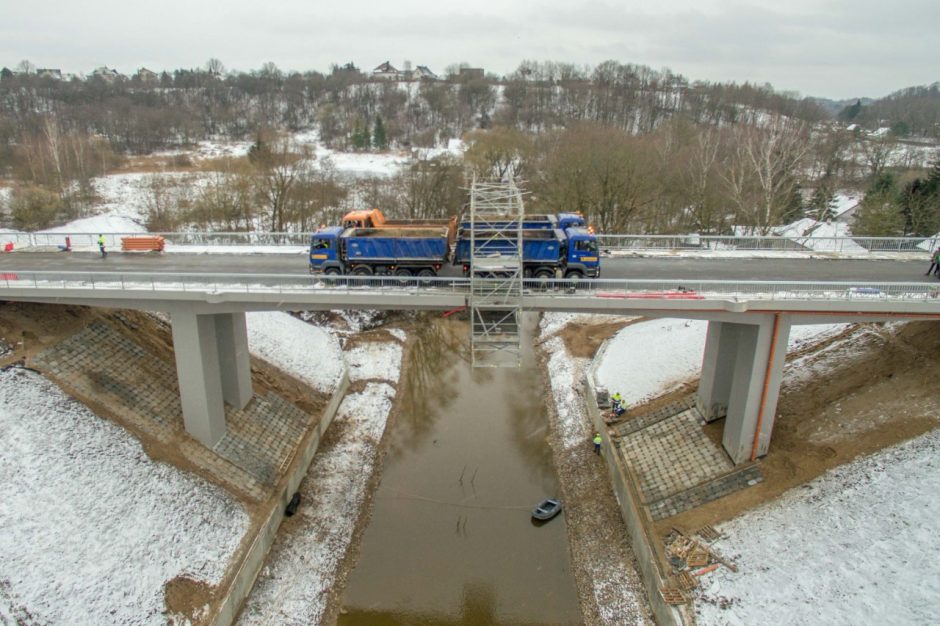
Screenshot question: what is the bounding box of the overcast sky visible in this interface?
[2,0,937,100]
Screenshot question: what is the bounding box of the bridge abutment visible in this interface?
[697,314,791,464]
[170,309,253,447]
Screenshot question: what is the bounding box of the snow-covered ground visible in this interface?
[544,312,939,624]
[246,311,344,393]
[695,429,940,625]
[0,368,249,625]
[238,339,403,625]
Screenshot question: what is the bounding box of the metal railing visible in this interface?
[1,271,939,305]
[593,234,940,253]
[4,231,937,254]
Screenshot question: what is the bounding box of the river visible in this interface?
[337,313,581,625]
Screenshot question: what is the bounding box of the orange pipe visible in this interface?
[751,313,781,462]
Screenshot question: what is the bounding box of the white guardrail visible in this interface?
[1,272,939,303]
[3,232,938,254]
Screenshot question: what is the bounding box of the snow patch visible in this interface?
[344,342,403,382]
[246,311,344,393]
[0,369,248,625]
[696,429,940,626]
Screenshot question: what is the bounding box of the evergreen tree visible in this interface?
[926,158,940,194]
[350,121,370,151]
[779,182,805,224]
[837,99,863,122]
[247,133,271,166]
[372,116,387,150]
[853,173,904,236]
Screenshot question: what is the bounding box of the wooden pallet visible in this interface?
[696,525,721,542]
[675,570,699,590]
[687,547,710,568]
[660,587,687,605]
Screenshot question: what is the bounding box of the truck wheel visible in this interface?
[394,268,414,286]
[565,270,585,292]
[534,268,554,279]
[417,268,436,286]
[350,266,372,287]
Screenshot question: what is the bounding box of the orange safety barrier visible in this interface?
[121,236,165,252]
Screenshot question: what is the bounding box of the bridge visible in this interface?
[0,253,938,465]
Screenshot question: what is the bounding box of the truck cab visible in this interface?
[309,227,344,274]
[564,228,601,278]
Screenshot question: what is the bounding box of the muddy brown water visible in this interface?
[338,314,581,625]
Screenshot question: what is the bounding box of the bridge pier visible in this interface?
[696,314,791,464]
[170,308,253,448]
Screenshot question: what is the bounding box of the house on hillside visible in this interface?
[91,66,122,82]
[372,61,404,81]
[136,67,158,83]
[36,68,62,79]
[413,65,438,81]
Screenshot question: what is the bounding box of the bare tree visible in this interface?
[248,131,312,231]
[859,135,897,181]
[534,123,659,232]
[722,116,809,233]
[205,58,226,77]
[463,127,534,181]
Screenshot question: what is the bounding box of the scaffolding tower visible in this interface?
[467,177,525,368]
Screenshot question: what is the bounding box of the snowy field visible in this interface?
[0,368,249,625]
[695,429,940,625]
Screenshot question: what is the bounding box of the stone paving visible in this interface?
[31,321,314,502]
[612,396,762,521]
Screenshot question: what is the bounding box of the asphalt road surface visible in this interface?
[0,250,934,284]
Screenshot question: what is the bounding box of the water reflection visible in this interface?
[392,313,469,458]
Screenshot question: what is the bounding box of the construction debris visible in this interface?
[664,528,738,575]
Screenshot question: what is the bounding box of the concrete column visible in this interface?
[722,314,791,464]
[214,312,253,410]
[696,321,738,422]
[170,309,227,448]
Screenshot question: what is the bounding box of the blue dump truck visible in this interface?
[309,226,451,276]
[453,227,601,278]
[309,214,600,279]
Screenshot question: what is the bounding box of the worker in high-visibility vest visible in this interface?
[97,234,107,258]
[593,432,602,455]
[611,392,625,416]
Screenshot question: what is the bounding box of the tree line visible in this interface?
[1,60,937,236]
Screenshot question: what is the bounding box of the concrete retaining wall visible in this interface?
[209,368,351,626]
[585,347,688,626]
